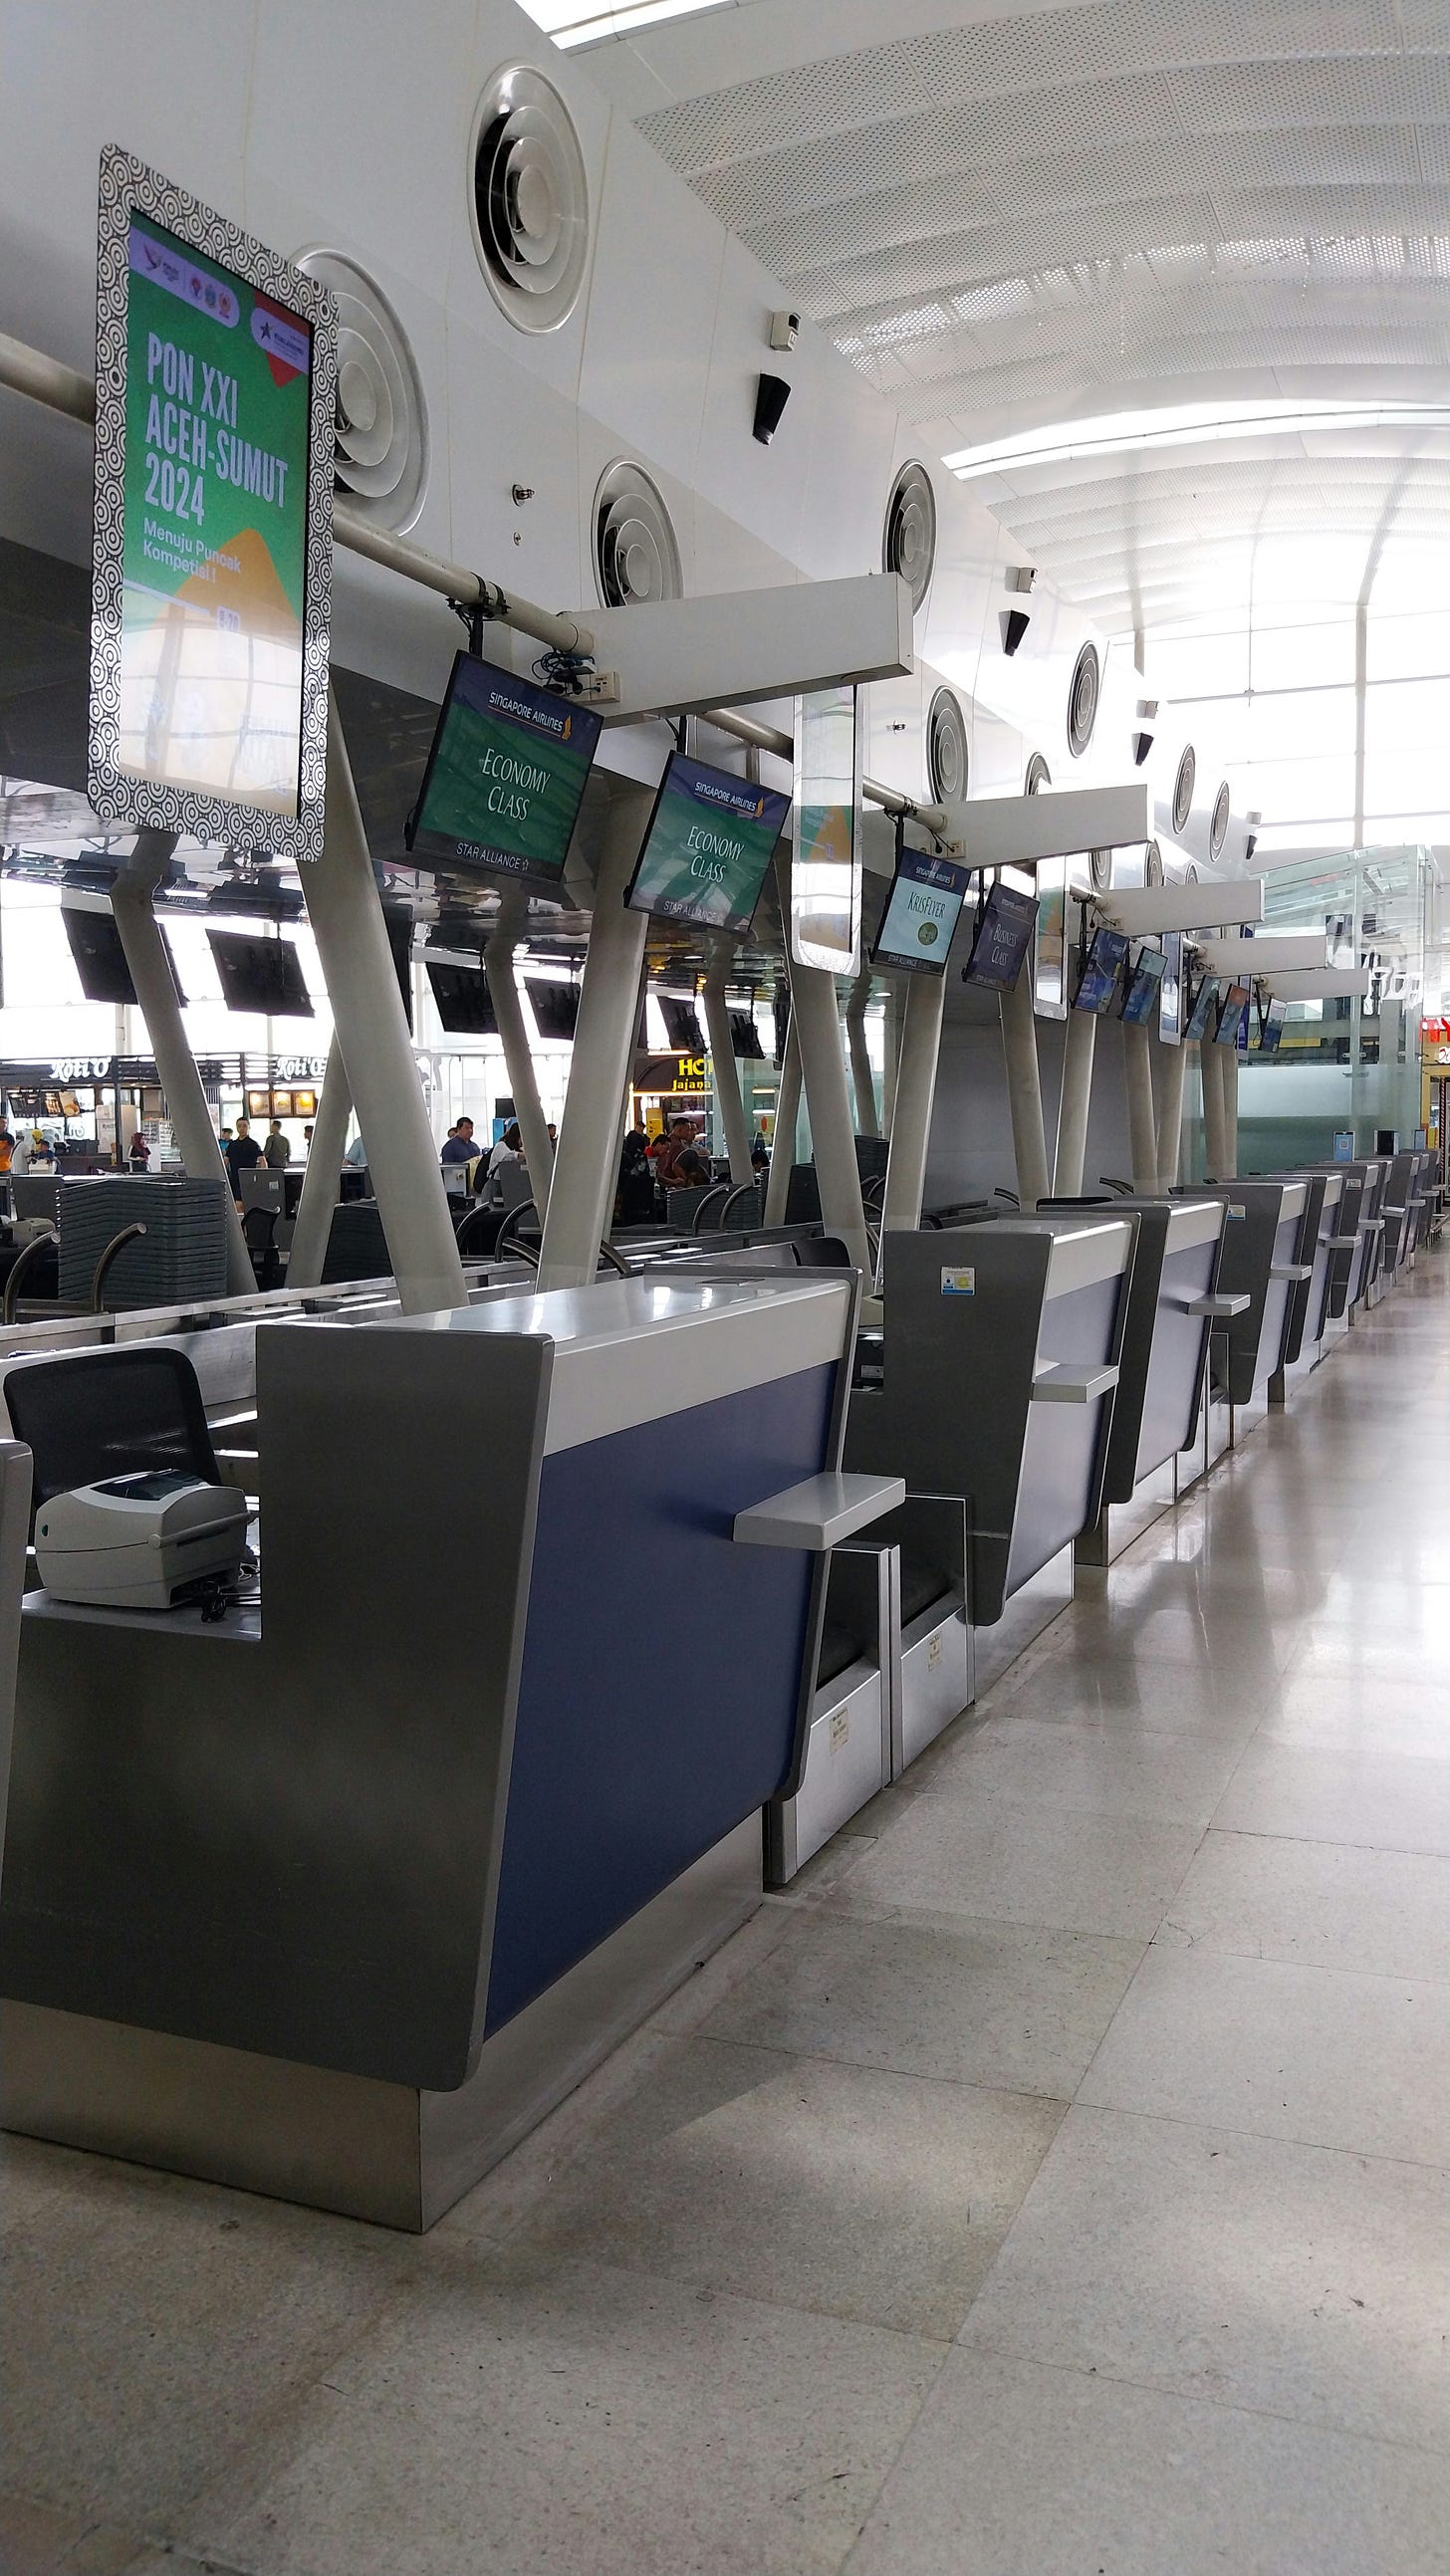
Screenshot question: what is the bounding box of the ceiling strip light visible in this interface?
[944,401,1450,481]
[517,0,731,46]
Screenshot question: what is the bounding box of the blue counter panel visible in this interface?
[485,1360,837,2033]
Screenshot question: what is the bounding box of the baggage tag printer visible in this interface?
[35,1470,250,1614]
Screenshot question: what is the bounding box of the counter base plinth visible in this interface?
[0,1817,762,2231]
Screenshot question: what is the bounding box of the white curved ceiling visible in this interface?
[575,0,1450,637]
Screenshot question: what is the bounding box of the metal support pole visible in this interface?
[286,1038,352,1289]
[485,888,554,1208]
[1154,1037,1188,1192]
[1200,1040,1229,1178]
[764,1026,802,1226]
[775,855,869,1274]
[1054,1006,1096,1195]
[110,833,253,1295]
[1222,1043,1239,1179]
[879,970,945,1242]
[702,941,753,1183]
[846,969,878,1137]
[307,693,467,1314]
[1000,963,1051,1208]
[537,780,653,1290]
[881,984,905,1134]
[1122,1020,1158,1192]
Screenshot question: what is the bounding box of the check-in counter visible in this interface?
[1261,1170,1342,1385]
[1314,1165,1373,1317]
[1289,1169,1342,1360]
[1382,1150,1428,1276]
[1045,1195,1231,1560]
[846,1216,1132,1636]
[0,1272,875,2228]
[1195,1178,1310,1407]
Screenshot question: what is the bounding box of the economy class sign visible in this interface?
[88,146,337,860]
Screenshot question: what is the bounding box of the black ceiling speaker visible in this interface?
[1002,606,1031,656]
[1132,729,1154,766]
[753,372,792,445]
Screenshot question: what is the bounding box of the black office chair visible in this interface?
[4,1345,221,1522]
[242,1204,281,1288]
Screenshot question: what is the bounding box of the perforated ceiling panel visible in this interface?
[618,0,1450,634]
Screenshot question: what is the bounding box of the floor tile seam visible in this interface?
[1149,1929,1450,1989]
[313,2240,977,2374]
[759,1884,1152,1960]
[884,1776,1232,1832]
[1011,2090,1450,2184]
[684,2021,1077,2120]
[1200,1819,1450,1865]
[1069,2081,1450,2172]
[950,2325,1450,2458]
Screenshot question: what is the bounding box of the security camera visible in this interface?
[769,311,800,351]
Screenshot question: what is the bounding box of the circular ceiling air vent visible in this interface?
[594,458,682,606]
[926,685,969,802]
[469,64,590,335]
[1026,751,1052,794]
[1068,642,1099,758]
[882,462,936,614]
[1209,781,1231,857]
[1145,838,1164,887]
[1173,745,1197,833]
[1089,848,1112,892]
[295,249,428,533]
[1184,862,1200,884]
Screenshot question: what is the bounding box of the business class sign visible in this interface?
[88,147,337,858]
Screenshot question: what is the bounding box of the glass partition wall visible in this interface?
[1180,844,1437,1176]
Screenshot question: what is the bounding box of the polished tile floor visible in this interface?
[5,1264,1450,2574]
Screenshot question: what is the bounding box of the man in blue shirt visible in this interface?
[440,1115,479,1166]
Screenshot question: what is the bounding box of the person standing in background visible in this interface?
[224,1116,264,1196]
[263,1119,291,1168]
[441,1115,478,1166]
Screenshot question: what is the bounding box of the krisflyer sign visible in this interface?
[88,147,336,859]
[626,753,790,937]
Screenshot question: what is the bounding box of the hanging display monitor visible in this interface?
[1073,925,1128,1016]
[207,929,313,1018]
[625,752,789,936]
[960,877,1037,993]
[1034,855,1069,1019]
[88,146,337,859]
[525,980,581,1043]
[407,653,603,891]
[1120,942,1167,1026]
[1214,980,1250,1048]
[425,962,498,1036]
[1257,996,1288,1054]
[1184,973,1220,1044]
[872,845,973,976]
[1158,929,1185,1045]
[790,684,861,975]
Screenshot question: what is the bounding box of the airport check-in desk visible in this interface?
[1261,1171,1343,1393]
[0,1272,885,2228]
[1043,1197,1234,1562]
[1192,1178,1311,1410]
[845,1214,1132,1679]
